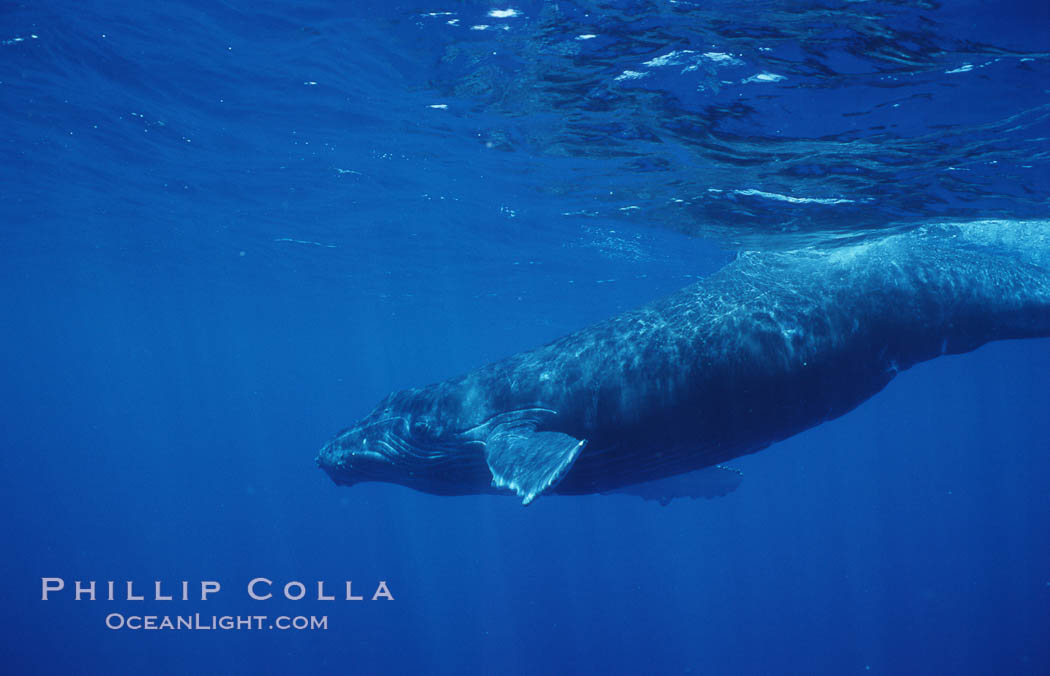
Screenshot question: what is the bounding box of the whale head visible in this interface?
[315,388,488,494]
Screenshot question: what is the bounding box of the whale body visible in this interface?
[317,220,1050,504]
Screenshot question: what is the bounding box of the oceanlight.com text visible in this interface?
[104,613,328,631]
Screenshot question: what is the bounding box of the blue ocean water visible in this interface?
[2,1,1048,674]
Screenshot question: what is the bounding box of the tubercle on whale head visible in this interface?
[315,433,362,487]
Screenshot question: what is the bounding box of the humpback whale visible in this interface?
[317,220,1050,504]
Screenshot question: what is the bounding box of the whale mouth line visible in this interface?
[368,432,459,464]
[359,415,409,431]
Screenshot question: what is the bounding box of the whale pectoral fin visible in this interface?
[485,429,586,505]
[607,466,743,506]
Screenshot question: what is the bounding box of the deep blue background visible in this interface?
[2,2,1048,674]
